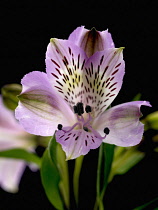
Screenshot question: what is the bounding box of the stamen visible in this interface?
[77,102,84,116]
[83,127,89,132]
[73,105,78,114]
[62,122,81,133]
[85,105,92,113]
[104,127,110,135]
[58,102,109,143]
[58,124,63,130]
[83,113,93,127]
[86,125,109,140]
[77,114,85,123]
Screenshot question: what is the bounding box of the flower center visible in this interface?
[57,102,110,140]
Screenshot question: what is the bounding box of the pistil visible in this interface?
[57,102,110,141]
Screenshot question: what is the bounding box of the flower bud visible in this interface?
[1,84,22,110]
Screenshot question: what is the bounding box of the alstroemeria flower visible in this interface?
[15,26,151,160]
[0,96,35,192]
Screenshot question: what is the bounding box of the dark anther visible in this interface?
[85,105,92,113]
[83,127,89,132]
[73,105,78,114]
[104,127,110,135]
[77,102,84,116]
[58,124,63,130]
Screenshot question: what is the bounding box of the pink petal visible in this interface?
[93,101,151,147]
[68,26,115,57]
[0,96,22,132]
[82,47,125,117]
[0,159,26,192]
[0,96,31,150]
[68,26,88,45]
[15,71,75,136]
[56,126,102,159]
[99,29,115,48]
[46,38,88,108]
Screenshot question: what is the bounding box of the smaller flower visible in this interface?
[0,96,35,192]
[15,26,151,160]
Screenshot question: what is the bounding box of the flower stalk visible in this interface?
[57,145,70,209]
[73,155,84,205]
[94,144,104,210]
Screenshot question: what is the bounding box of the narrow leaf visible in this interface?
[0,148,41,167]
[114,152,144,174]
[143,111,158,130]
[48,135,70,209]
[133,197,158,210]
[48,135,58,165]
[108,147,145,182]
[40,149,64,210]
[132,93,141,101]
[102,143,115,187]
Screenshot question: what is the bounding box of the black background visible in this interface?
[0,0,158,209]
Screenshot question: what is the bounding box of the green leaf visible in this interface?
[114,151,144,174]
[40,149,64,210]
[48,136,70,209]
[102,143,115,187]
[0,148,41,167]
[1,84,22,110]
[100,143,115,201]
[108,147,145,182]
[48,135,58,165]
[133,196,158,210]
[132,93,141,101]
[143,111,158,130]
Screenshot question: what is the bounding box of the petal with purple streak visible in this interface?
[93,101,151,147]
[46,39,88,107]
[15,71,75,136]
[82,47,125,117]
[56,126,102,160]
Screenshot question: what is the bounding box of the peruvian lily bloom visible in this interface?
[0,96,35,192]
[15,26,151,160]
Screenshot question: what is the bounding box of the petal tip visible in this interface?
[50,38,58,44]
[118,47,125,51]
[144,101,152,107]
[50,38,55,43]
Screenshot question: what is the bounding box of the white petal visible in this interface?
[0,159,26,193]
[82,47,125,117]
[46,39,88,108]
[16,71,76,136]
[56,126,102,160]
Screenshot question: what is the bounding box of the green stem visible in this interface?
[57,145,70,209]
[73,155,84,206]
[94,144,104,210]
[94,144,115,210]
